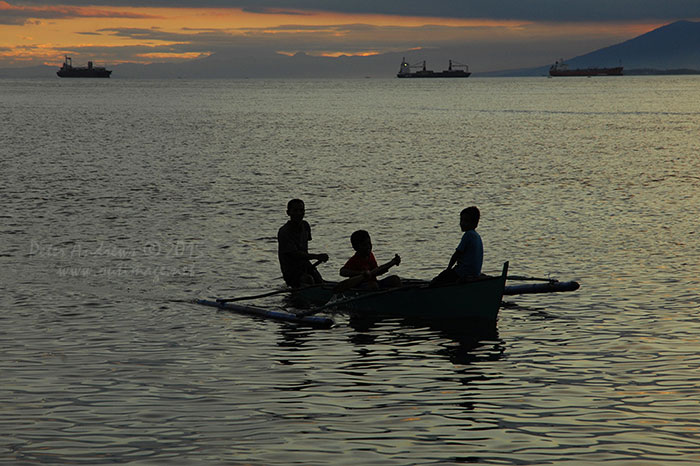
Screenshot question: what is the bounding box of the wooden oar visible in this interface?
[216,288,294,304]
[299,283,423,317]
[332,274,367,293]
[298,290,387,317]
[216,282,326,303]
[274,259,325,280]
[334,254,401,293]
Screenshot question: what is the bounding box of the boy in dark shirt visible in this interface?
[277,199,329,288]
[431,206,483,286]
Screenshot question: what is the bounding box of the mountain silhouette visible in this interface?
[488,20,700,76]
[569,20,700,69]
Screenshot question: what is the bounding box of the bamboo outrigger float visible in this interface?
[196,299,335,328]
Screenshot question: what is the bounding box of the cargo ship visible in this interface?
[57,56,112,78]
[397,58,471,78]
[549,60,623,77]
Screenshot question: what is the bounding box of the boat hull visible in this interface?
[294,263,508,322]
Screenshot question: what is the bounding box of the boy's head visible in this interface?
[350,230,372,256]
[286,199,305,223]
[460,206,480,231]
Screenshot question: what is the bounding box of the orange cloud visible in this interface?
[0,3,668,69]
[137,52,205,60]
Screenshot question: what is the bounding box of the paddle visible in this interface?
[218,259,327,303]
[332,274,367,294]
[298,283,423,317]
[216,283,326,304]
[333,254,401,293]
[274,259,325,280]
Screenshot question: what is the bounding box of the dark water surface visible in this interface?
[2,77,700,464]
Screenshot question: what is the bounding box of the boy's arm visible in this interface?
[448,232,470,269]
[287,250,328,262]
[372,254,401,277]
[342,254,400,278]
[278,223,328,262]
[446,249,460,270]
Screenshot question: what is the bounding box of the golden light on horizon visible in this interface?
[136,52,206,60]
[277,50,383,57]
[319,51,381,57]
[1,4,536,65]
[0,2,670,67]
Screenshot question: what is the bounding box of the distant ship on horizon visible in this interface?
[57,56,112,78]
[549,59,623,77]
[397,58,471,78]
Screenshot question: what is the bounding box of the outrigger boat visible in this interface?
[198,262,579,327]
[294,262,510,322]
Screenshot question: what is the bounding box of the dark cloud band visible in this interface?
[8,0,700,22]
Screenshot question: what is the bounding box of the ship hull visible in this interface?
[549,67,623,77]
[397,71,471,78]
[57,70,111,78]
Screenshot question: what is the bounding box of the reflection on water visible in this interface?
[2,77,700,464]
[347,314,504,365]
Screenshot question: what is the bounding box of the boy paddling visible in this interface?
[277,199,329,288]
[339,230,401,290]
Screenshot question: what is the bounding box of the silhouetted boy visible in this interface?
[277,199,329,288]
[339,230,401,289]
[430,206,483,286]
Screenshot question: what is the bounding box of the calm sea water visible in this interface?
[2,76,700,464]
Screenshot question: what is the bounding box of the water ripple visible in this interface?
[3,77,700,464]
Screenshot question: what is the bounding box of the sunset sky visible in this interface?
[2,1,699,71]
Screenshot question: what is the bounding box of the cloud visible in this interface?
[8,0,700,22]
[0,1,160,25]
[240,6,313,16]
[3,0,694,71]
[94,22,524,55]
[87,20,627,66]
